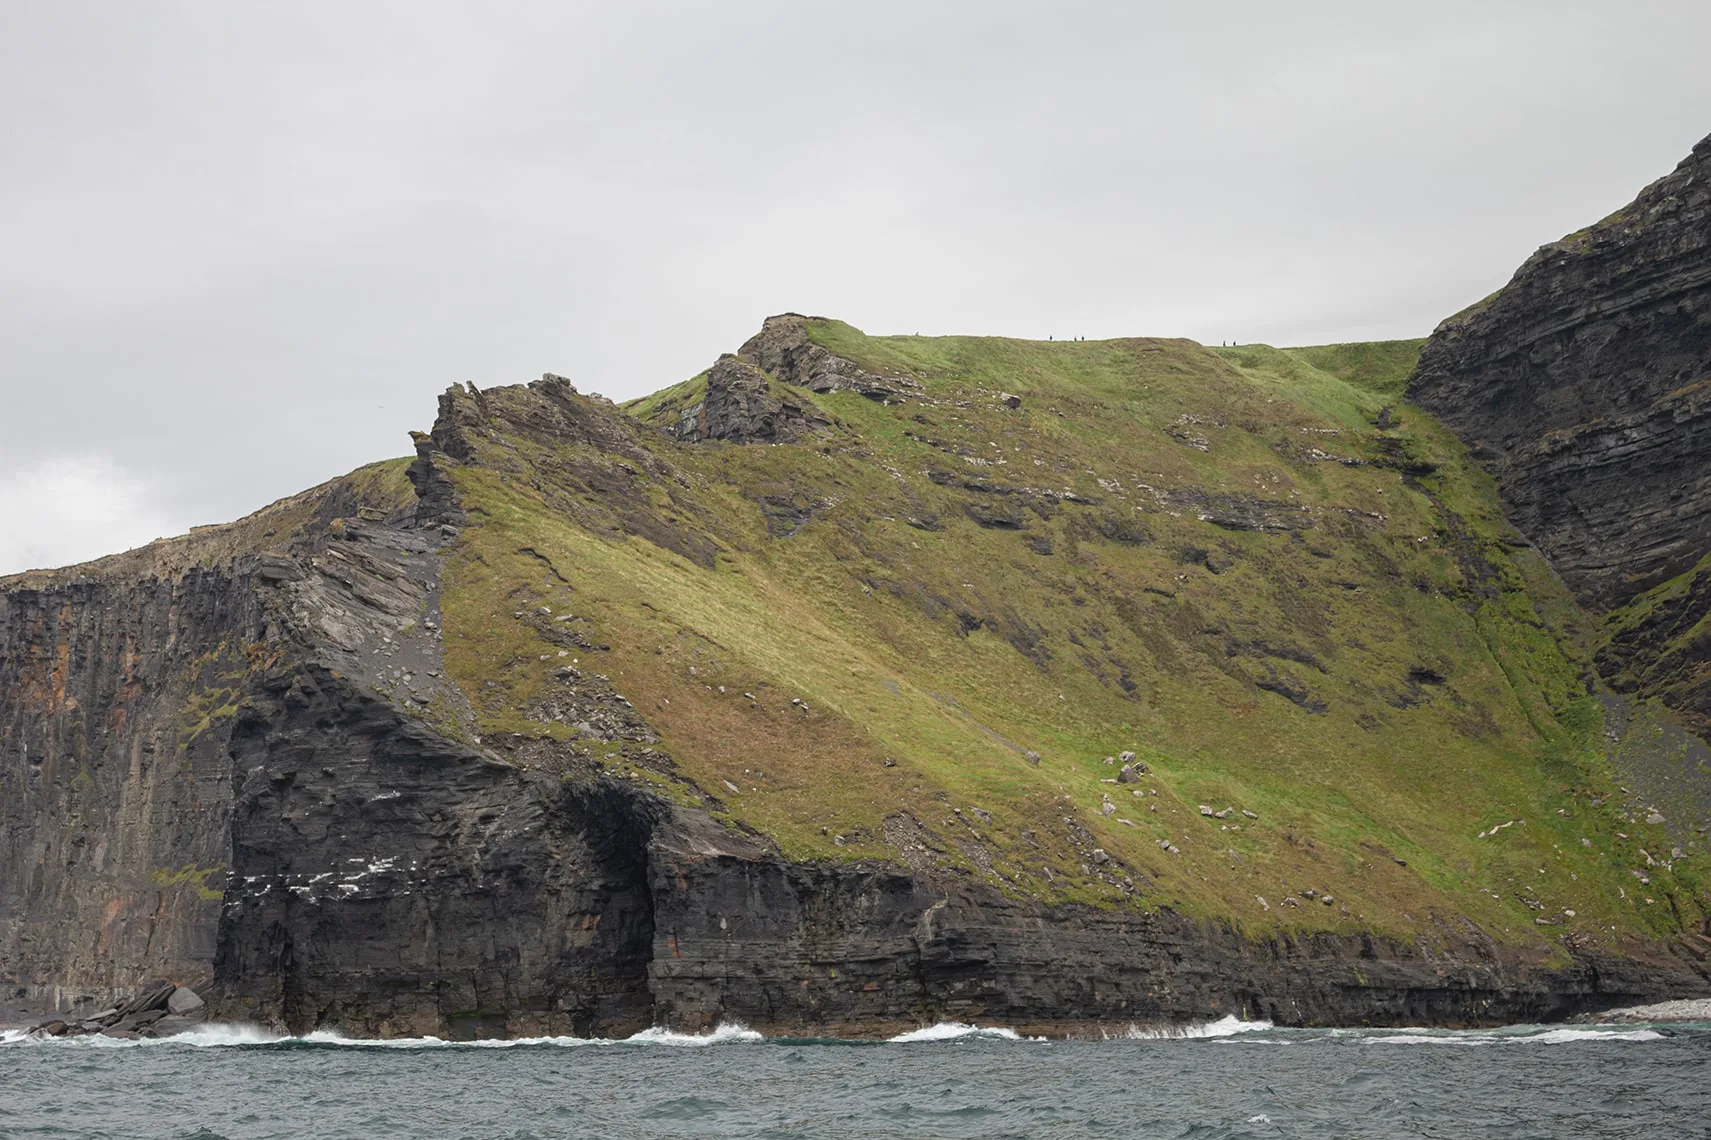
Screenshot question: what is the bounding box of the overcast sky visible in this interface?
[3,1,1708,574]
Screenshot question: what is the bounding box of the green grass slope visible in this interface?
[429,321,1707,954]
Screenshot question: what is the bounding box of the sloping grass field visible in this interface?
[428,320,1707,952]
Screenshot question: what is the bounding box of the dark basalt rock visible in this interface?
[26,981,204,1039]
[675,354,816,444]
[1409,130,1711,736]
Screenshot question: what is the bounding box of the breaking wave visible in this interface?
[621,1023,765,1047]
[1360,1025,1665,1046]
[886,1022,1035,1043]
[0,1022,763,1050]
[2,1018,1677,1051]
[1123,1014,1273,1039]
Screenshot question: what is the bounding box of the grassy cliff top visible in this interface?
[0,459,416,589]
[414,319,1706,950]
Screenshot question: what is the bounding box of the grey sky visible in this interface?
[3,1,1708,574]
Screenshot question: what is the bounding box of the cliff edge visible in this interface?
[5,307,1709,1037]
[1409,132,1711,740]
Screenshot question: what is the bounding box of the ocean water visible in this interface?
[2,1018,1707,1139]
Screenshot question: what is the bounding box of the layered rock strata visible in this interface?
[1408,132,1711,734]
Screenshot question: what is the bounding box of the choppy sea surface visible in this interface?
[2,1017,1708,1139]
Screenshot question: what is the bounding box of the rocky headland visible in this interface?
[5,138,1711,1040]
[1410,131,1711,738]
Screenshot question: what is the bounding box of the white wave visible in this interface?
[1,1023,285,1049]
[1519,1027,1664,1044]
[887,1022,1031,1043]
[0,1022,761,1049]
[1124,1015,1273,1040]
[161,1023,285,1047]
[293,1030,610,1049]
[1363,1025,1665,1046]
[290,1023,762,1048]
[623,1023,763,1046]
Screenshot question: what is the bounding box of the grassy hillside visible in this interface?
[429,321,1707,951]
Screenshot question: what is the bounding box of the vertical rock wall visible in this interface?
[0,567,268,1008]
[215,663,661,1038]
[1408,132,1711,610]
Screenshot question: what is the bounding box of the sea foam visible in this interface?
[0,1022,763,1049]
[1123,1014,1274,1039]
[887,1022,1033,1043]
[1363,1025,1665,1046]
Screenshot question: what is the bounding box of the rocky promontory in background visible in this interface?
[4,137,1711,1040]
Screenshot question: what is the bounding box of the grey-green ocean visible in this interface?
[2,1018,1707,1139]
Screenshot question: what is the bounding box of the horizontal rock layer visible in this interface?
[1408,131,1711,734]
[1410,133,1711,608]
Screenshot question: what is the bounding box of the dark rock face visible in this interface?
[0,476,465,1021]
[0,566,264,1010]
[740,313,916,402]
[676,354,811,444]
[1408,131,1711,735]
[218,666,659,1037]
[1409,132,1711,609]
[649,847,1706,1034]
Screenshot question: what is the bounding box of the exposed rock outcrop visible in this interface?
[0,472,463,1017]
[675,354,815,444]
[7,294,1711,1038]
[1409,131,1711,735]
[739,313,914,402]
[1410,132,1711,608]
